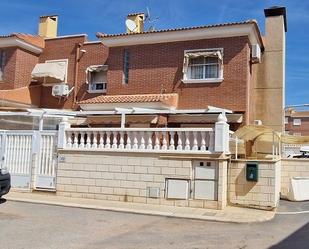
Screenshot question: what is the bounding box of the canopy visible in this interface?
[31,62,66,83]
[232,125,309,144]
[183,50,223,73]
[85,65,108,84]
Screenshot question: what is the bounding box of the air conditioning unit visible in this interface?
[251,44,261,63]
[52,84,70,97]
[254,120,263,125]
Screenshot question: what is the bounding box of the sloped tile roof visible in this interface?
[96,20,259,38]
[0,33,45,48]
[79,93,178,105]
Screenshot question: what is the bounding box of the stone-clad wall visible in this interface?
[281,159,309,198]
[56,150,227,210]
[228,160,281,210]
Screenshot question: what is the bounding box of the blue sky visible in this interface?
[0,0,308,106]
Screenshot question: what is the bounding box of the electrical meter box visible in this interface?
[246,162,259,182]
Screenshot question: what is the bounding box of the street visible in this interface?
[0,199,309,249]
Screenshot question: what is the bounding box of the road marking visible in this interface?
[277,210,309,215]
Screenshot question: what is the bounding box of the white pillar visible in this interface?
[121,113,126,128]
[214,113,230,153]
[57,117,71,149]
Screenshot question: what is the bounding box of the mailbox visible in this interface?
[246,162,258,182]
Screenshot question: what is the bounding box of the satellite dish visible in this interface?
[126,19,137,32]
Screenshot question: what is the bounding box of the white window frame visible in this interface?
[45,59,69,83]
[284,117,289,124]
[87,67,107,94]
[182,48,224,84]
[293,118,301,126]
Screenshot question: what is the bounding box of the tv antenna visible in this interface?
[126,19,138,32]
[145,7,159,31]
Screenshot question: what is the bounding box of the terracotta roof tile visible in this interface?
[79,93,178,105]
[0,33,45,48]
[97,20,258,38]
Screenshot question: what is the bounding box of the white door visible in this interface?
[35,131,58,190]
[4,131,34,188]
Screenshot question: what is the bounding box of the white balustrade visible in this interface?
[64,127,219,154]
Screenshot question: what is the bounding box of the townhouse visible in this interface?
[0,7,286,132]
[0,7,290,211]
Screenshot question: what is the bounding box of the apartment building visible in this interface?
[285,108,309,136]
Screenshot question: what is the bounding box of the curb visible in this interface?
[4,196,273,223]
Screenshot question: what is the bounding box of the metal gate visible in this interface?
[35,131,58,190]
[0,130,58,190]
[2,131,34,188]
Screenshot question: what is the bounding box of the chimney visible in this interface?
[252,6,287,132]
[38,15,58,38]
[126,13,145,33]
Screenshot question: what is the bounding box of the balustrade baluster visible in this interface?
[200,131,206,151]
[66,132,72,148]
[98,132,104,148]
[126,132,132,149]
[177,131,183,150]
[154,132,160,150]
[192,131,198,151]
[184,131,191,151]
[119,131,125,149]
[139,131,145,150]
[133,132,139,149]
[147,131,153,150]
[112,131,118,149]
[162,131,167,150]
[105,131,111,149]
[86,132,91,148]
[79,132,85,148]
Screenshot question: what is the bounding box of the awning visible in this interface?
[168,113,243,124]
[183,50,223,73]
[86,114,167,126]
[31,62,66,83]
[86,65,108,84]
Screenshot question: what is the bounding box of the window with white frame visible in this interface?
[0,50,6,81]
[284,117,289,124]
[293,118,301,126]
[183,49,223,83]
[86,65,107,93]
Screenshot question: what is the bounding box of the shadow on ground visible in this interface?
[270,222,309,249]
[0,198,7,204]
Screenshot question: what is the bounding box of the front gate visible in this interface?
[0,130,58,190]
[35,131,58,189]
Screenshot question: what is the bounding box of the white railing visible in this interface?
[58,113,230,154]
[283,144,309,158]
[64,128,215,153]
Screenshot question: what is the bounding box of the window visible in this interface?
[284,117,289,124]
[87,68,107,93]
[0,50,6,81]
[293,118,301,126]
[183,49,223,83]
[123,49,130,84]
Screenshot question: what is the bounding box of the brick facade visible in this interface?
[107,36,251,112]
[0,47,39,90]
[1,35,252,119]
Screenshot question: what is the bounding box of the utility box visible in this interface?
[246,162,259,182]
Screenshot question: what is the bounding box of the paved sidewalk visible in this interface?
[5,190,275,223]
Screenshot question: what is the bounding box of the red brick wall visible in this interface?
[0,47,17,90]
[286,117,309,136]
[39,37,108,109]
[14,48,39,88]
[0,47,39,90]
[107,36,251,112]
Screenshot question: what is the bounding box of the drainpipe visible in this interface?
[73,43,82,109]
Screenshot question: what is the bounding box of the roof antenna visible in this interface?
[145,6,159,31]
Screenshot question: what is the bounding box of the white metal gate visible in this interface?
[0,130,58,190]
[35,131,58,189]
[3,131,34,188]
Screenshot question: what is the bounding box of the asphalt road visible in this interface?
[1,199,309,249]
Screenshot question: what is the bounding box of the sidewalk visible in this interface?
[5,191,275,223]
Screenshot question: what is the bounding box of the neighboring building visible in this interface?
[0,7,287,131]
[285,108,309,136]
